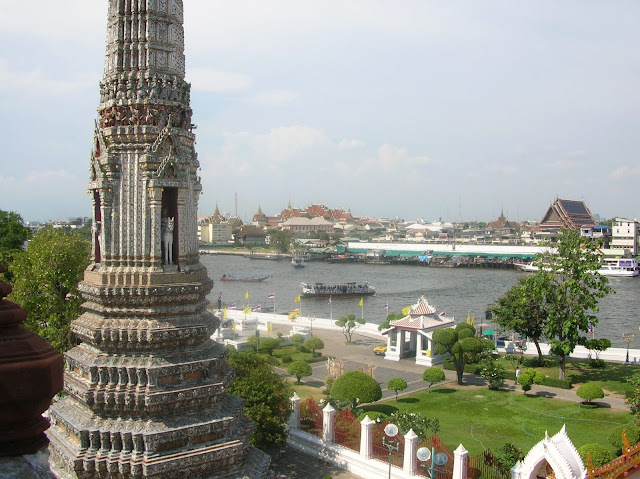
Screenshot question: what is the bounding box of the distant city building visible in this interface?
[534,198,595,243]
[236,226,268,245]
[610,217,639,256]
[281,216,335,233]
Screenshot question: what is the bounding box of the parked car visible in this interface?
[374,345,387,356]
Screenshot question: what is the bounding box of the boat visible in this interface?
[597,258,639,277]
[513,262,539,273]
[220,273,271,282]
[301,281,376,297]
[291,253,305,268]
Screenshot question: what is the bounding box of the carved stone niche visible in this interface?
[0,268,64,456]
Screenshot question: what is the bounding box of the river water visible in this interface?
[200,253,639,348]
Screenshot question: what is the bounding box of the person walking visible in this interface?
[515,367,521,385]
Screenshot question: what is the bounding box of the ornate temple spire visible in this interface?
[47,1,270,477]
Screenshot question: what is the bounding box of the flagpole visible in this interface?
[330,297,333,321]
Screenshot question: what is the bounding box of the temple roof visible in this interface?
[537,198,595,231]
[382,295,454,334]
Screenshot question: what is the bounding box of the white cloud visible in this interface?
[187,67,252,92]
[250,126,330,163]
[338,139,365,150]
[609,164,640,180]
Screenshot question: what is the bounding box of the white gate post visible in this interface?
[322,403,335,444]
[289,392,300,430]
[360,415,375,459]
[453,444,468,479]
[403,429,418,476]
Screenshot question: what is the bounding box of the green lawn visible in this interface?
[497,356,639,396]
[360,386,633,456]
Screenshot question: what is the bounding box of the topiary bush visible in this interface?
[330,371,382,409]
[577,382,605,404]
[608,425,640,454]
[423,367,446,392]
[517,369,545,394]
[578,443,614,467]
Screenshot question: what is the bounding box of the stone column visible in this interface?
[322,403,335,444]
[148,186,162,268]
[359,415,375,459]
[403,429,418,476]
[289,393,300,430]
[453,444,468,479]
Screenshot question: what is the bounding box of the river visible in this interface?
[199,253,639,348]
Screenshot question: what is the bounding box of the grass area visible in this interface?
[496,356,638,396]
[361,386,633,456]
[271,345,325,365]
[288,380,327,403]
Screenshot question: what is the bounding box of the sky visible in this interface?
[1,1,639,224]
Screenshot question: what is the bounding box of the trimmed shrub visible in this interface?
[608,425,640,453]
[423,367,446,392]
[577,383,605,404]
[541,377,572,389]
[281,354,293,364]
[578,443,614,468]
[287,360,312,383]
[331,371,382,409]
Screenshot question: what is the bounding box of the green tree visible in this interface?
[388,411,439,439]
[287,360,312,384]
[538,229,613,380]
[330,371,382,410]
[258,337,280,355]
[386,377,408,401]
[304,337,325,356]
[269,230,294,252]
[335,314,366,343]
[491,274,548,363]
[478,353,505,390]
[585,338,611,367]
[517,368,545,394]
[503,353,525,373]
[290,333,305,349]
[377,312,404,331]
[608,425,640,454]
[0,210,30,279]
[576,383,605,404]
[227,350,293,448]
[494,443,523,470]
[422,367,446,392]
[432,323,493,385]
[578,444,613,468]
[9,226,90,352]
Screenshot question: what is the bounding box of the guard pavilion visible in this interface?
[381,296,454,366]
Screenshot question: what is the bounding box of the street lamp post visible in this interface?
[382,423,400,479]
[623,333,635,365]
[309,315,315,337]
[417,446,449,478]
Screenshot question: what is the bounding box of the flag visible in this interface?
[228,303,237,310]
[328,296,332,305]
[294,295,301,302]
[267,292,275,300]
[466,314,472,325]
[252,304,262,312]
[588,324,594,334]
[439,310,446,317]
[288,309,299,321]
[267,322,273,333]
[384,303,389,311]
[243,307,251,315]
[231,322,236,331]
[402,306,411,315]
[223,308,227,319]
[358,297,363,307]
[245,290,249,300]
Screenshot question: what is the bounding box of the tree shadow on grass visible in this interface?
[398,398,419,404]
[431,388,457,394]
[362,404,399,416]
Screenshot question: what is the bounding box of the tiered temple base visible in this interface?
[47,268,270,479]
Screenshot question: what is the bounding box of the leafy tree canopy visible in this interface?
[258,337,280,355]
[433,324,493,385]
[269,230,294,253]
[386,377,408,400]
[330,371,381,409]
[304,337,324,355]
[335,314,366,343]
[0,210,30,278]
[538,229,613,379]
[9,226,90,352]
[422,367,446,392]
[227,350,293,448]
[287,360,312,383]
[378,312,404,331]
[576,383,604,404]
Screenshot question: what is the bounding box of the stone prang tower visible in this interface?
[47,1,271,477]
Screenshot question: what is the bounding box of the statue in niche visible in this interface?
[161,215,174,265]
